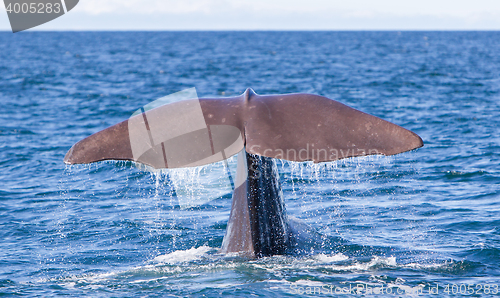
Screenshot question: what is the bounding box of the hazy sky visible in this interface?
[2,0,500,30]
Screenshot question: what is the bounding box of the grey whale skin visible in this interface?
[64,88,423,258]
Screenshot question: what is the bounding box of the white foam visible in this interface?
[327,256,397,271]
[368,256,397,267]
[294,279,326,287]
[153,246,212,264]
[313,253,349,263]
[404,261,448,269]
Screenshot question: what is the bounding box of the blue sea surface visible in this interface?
[1,31,500,297]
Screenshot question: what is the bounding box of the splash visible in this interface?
[164,156,238,209]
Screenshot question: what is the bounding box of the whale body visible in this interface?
[64,88,423,257]
[221,151,290,257]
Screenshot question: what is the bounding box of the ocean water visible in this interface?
[1,31,500,297]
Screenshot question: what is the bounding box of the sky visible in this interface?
[2,0,500,31]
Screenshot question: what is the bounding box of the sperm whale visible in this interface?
[64,88,423,257]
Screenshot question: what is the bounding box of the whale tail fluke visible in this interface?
[64,89,423,168]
